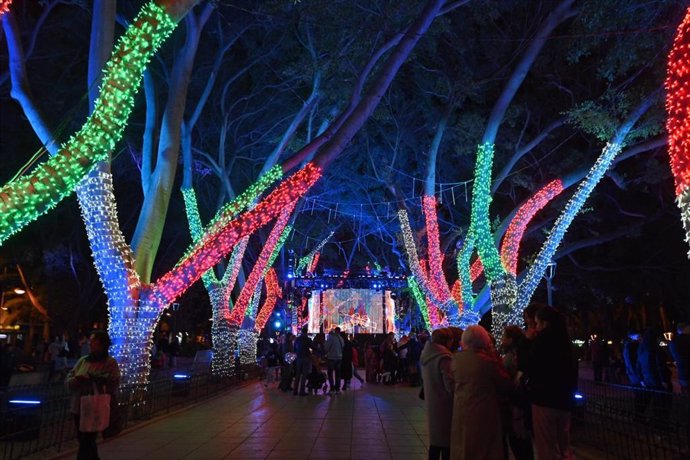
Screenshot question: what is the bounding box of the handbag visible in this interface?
[79,382,111,433]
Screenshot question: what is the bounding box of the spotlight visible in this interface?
[274,320,282,329]
[13,288,26,295]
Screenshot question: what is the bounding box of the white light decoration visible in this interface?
[237,328,258,366]
[516,142,622,319]
[490,272,517,337]
[210,286,234,377]
[296,231,334,274]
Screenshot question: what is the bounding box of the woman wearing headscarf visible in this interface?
[450,325,513,460]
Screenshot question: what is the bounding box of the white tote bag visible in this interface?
[79,382,111,433]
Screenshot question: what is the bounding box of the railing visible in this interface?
[0,364,260,460]
[573,379,689,460]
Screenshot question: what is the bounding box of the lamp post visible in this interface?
[545,261,557,307]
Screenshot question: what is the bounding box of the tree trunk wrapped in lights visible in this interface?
[0,1,182,245]
[665,7,690,259]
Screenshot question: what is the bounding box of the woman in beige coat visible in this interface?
[450,325,513,460]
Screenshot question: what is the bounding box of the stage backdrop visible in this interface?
[307,289,396,334]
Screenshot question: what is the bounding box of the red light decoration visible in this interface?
[152,163,321,305]
[254,268,281,332]
[666,7,690,196]
[229,207,294,325]
[308,252,320,274]
[666,7,690,258]
[500,179,564,275]
[422,196,453,303]
[0,0,13,16]
[297,297,308,330]
[470,257,484,281]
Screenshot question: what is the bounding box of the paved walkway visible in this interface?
[83,381,429,460]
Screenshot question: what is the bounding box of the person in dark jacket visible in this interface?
[623,330,647,421]
[340,332,353,390]
[420,328,454,460]
[293,326,314,396]
[669,323,690,395]
[525,307,577,460]
[637,327,672,425]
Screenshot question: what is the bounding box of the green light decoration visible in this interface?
[0,1,177,245]
[178,164,284,266]
[457,230,476,312]
[469,143,506,282]
[296,232,334,274]
[408,277,431,330]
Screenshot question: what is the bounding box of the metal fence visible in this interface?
[0,365,260,460]
[573,379,690,460]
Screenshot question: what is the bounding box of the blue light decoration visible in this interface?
[173,374,191,380]
[516,144,622,318]
[8,399,41,405]
[274,320,282,329]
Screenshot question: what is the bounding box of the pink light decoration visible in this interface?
[297,297,307,329]
[666,7,690,196]
[228,206,294,325]
[0,0,12,16]
[470,258,484,281]
[254,268,281,332]
[152,163,321,305]
[309,252,320,273]
[451,280,462,305]
[422,195,452,303]
[500,179,564,275]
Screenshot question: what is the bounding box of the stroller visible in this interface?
[306,357,328,394]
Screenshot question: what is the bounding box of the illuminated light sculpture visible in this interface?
[665,7,690,258]
[153,163,321,307]
[0,0,13,17]
[422,195,453,303]
[0,1,177,245]
[227,206,295,326]
[407,277,431,330]
[255,269,281,332]
[297,232,334,274]
[500,179,565,275]
[516,143,622,318]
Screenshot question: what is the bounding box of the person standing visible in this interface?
[324,327,344,394]
[351,339,365,387]
[525,307,578,460]
[340,331,353,390]
[421,328,454,460]
[66,330,120,460]
[450,325,513,460]
[669,323,690,395]
[293,326,314,396]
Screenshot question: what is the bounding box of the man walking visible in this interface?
[325,327,344,394]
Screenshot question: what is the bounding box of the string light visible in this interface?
[500,179,564,275]
[457,231,476,311]
[237,328,258,365]
[308,252,321,273]
[422,195,452,303]
[228,206,295,325]
[516,142,622,318]
[469,143,506,281]
[0,0,13,17]
[210,286,234,377]
[0,2,177,245]
[490,273,518,337]
[665,7,690,258]
[178,165,283,265]
[407,278,431,330]
[255,268,281,332]
[152,163,321,306]
[297,232,333,274]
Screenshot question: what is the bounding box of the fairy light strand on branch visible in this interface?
[228,206,295,325]
[297,232,334,274]
[0,0,13,17]
[0,1,176,245]
[516,143,623,317]
[500,179,565,275]
[152,163,321,306]
[665,7,690,258]
[422,195,452,303]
